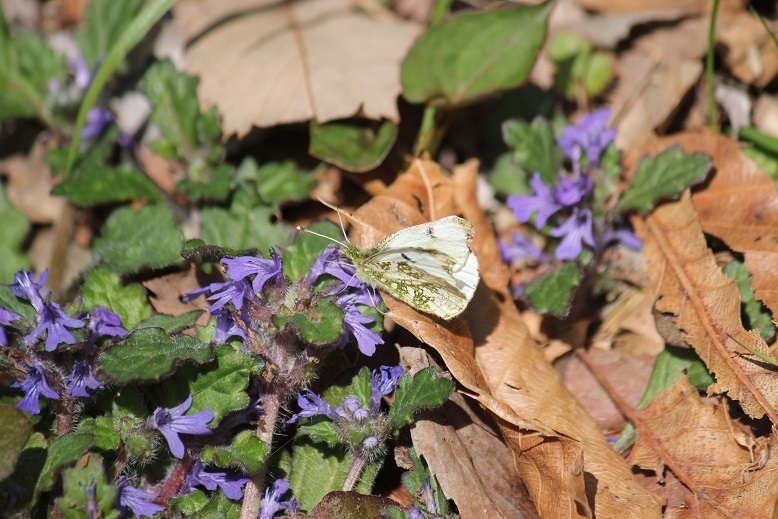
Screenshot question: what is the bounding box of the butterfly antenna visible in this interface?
[295,226,348,248]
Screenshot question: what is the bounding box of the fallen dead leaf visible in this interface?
[143,267,211,327]
[628,375,778,517]
[0,140,65,224]
[717,10,778,88]
[174,0,420,136]
[753,94,778,138]
[632,190,778,424]
[577,0,713,14]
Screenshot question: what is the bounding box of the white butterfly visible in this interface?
[302,216,480,320]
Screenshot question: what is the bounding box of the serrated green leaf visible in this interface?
[202,430,269,474]
[502,117,561,185]
[0,285,33,321]
[388,368,453,428]
[189,346,262,424]
[274,296,344,345]
[201,186,290,254]
[584,51,614,97]
[298,419,342,448]
[56,453,118,519]
[135,310,203,334]
[524,263,581,316]
[0,405,32,480]
[177,164,234,202]
[351,368,373,411]
[0,183,31,282]
[289,439,355,512]
[309,118,397,173]
[34,433,94,498]
[487,152,531,196]
[401,1,553,107]
[143,59,199,154]
[235,158,317,205]
[81,267,152,330]
[74,0,145,68]
[97,328,213,384]
[618,146,712,214]
[170,489,210,516]
[723,260,775,342]
[195,489,241,516]
[53,163,161,205]
[76,416,121,451]
[91,205,184,273]
[283,221,343,281]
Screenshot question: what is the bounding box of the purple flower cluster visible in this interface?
[260,479,298,519]
[12,362,59,416]
[307,246,384,356]
[151,395,213,458]
[116,476,165,519]
[181,461,249,500]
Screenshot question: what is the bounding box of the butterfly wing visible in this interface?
[356,217,480,319]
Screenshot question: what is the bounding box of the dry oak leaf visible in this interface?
[632,191,778,424]
[650,132,778,323]
[173,0,420,136]
[628,375,778,518]
[344,159,661,517]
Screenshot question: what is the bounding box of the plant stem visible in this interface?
[706,0,720,132]
[341,454,367,492]
[429,0,453,25]
[413,106,438,157]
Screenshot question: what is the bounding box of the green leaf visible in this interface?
[202,430,269,474]
[548,31,592,101]
[81,267,152,330]
[283,220,343,281]
[274,296,344,346]
[201,186,290,254]
[618,146,712,214]
[487,152,531,196]
[235,158,317,205]
[298,419,342,448]
[74,0,145,68]
[34,433,94,498]
[0,183,31,282]
[170,490,210,516]
[97,328,213,384]
[309,118,397,173]
[144,59,200,154]
[189,346,262,424]
[0,285,34,320]
[722,260,775,341]
[135,310,203,334]
[584,52,615,97]
[91,205,184,273]
[76,416,121,451]
[289,439,352,512]
[177,164,234,202]
[52,163,161,205]
[56,453,118,519]
[501,117,561,185]
[388,368,453,428]
[351,368,373,411]
[0,405,32,480]
[401,1,553,107]
[523,263,581,316]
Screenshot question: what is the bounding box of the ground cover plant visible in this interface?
[1,0,778,517]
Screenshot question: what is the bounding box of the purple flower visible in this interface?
[80,106,114,140]
[10,270,48,310]
[0,307,21,346]
[85,482,98,519]
[26,301,85,352]
[181,461,249,500]
[116,476,165,519]
[88,307,127,339]
[557,107,616,167]
[12,362,59,415]
[183,279,254,312]
[338,295,384,357]
[211,307,246,345]
[370,365,404,416]
[507,173,562,228]
[549,209,595,260]
[336,396,369,422]
[286,389,339,424]
[64,361,101,397]
[306,247,359,289]
[499,233,547,265]
[151,395,213,458]
[259,479,298,519]
[553,174,592,206]
[70,56,92,91]
[222,250,283,294]
[598,227,642,251]
[408,508,424,519]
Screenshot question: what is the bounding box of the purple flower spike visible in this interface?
[182,461,249,500]
[116,476,165,519]
[370,365,404,416]
[183,279,253,312]
[88,306,127,339]
[26,301,85,352]
[12,363,59,415]
[152,395,213,458]
[64,361,101,397]
[222,250,283,294]
[338,298,384,357]
[550,209,595,260]
[557,108,616,167]
[286,389,339,424]
[259,479,298,519]
[0,307,21,346]
[554,174,592,206]
[507,173,563,228]
[499,233,547,265]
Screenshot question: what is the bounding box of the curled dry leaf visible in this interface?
[173,0,419,136]
[346,159,661,517]
[628,375,778,517]
[632,191,778,424]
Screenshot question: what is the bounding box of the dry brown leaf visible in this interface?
[174,0,419,136]
[343,159,661,517]
[753,94,778,138]
[576,0,712,14]
[633,191,778,424]
[628,375,778,517]
[401,347,539,519]
[143,268,211,326]
[717,10,778,88]
[647,132,778,320]
[0,141,64,224]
